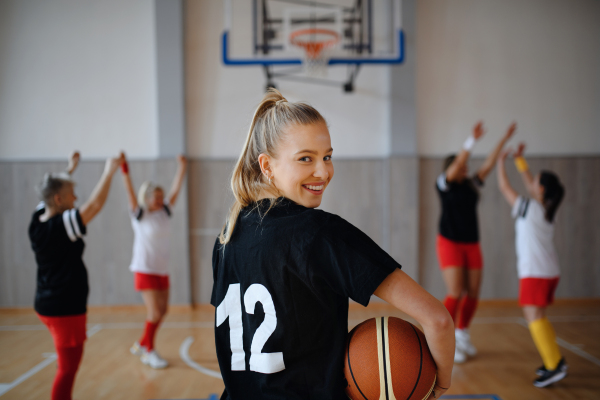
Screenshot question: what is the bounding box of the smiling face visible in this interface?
[266,122,334,208]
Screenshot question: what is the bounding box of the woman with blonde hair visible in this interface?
[211,89,454,400]
[120,153,187,368]
[29,151,123,400]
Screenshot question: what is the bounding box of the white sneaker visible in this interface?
[454,346,467,363]
[141,349,168,369]
[130,341,147,356]
[455,328,477,357]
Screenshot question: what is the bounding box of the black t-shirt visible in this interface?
[28,204,89,316]
[436,173,483,243]
[211,198,400,400]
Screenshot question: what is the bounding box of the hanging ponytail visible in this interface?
[219,89,326,245]
[539,171,564,223]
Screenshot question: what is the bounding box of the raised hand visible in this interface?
[504,122,517,140]
[513,142,526,158]
[473,121,485,140]
[105,153,124,175]
[499,147,512,162]
[67,151,81,174]
[176,154,188,166]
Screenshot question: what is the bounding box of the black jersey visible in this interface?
[211,198,400,400]
[28,204,88,316]
[436,173,483,243]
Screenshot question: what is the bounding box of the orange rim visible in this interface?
[289,28,340,59]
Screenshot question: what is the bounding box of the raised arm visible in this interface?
[513,142,537,198]
[374,269,454,399]
[476,122,516,182]
[167,155,188,207]
[119,153,139,211]
[446,121,485,182]
[79,153,124,225]
[496,148,519,207]
[66,151,80,175]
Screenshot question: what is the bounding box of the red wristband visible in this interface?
[121,162,129,174]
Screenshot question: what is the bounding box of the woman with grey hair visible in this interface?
[28,151,124,400]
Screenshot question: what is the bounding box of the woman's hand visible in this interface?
[513,142,526,158]
[67,151,80,174]
[177,154,188,166]
[504,122,517,141]
[499,147,512,163]
[428,382,449,399]
[472,121,485,140]
[104,153,125,175]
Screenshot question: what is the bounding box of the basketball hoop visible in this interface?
[289,28,340,76]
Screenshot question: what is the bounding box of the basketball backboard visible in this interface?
[223,0,404,92]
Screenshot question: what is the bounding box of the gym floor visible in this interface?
[1,300,599,400]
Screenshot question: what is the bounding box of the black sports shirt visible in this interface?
[28,204,88,316]
[436,173,483,243]
[211,198,400,400]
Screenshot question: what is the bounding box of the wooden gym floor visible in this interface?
[1,300,599,400]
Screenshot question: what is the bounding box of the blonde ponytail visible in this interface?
[219,89,326,245]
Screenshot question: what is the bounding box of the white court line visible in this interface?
[0,324,103,397]
[179,336,222,380]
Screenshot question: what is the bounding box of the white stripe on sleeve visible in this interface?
[62,210,77,242]
[70,209,83,238]
[436,173,449,192]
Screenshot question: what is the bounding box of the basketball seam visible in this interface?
[381,317,389,400]
[406,324,424,400]
[347,327,369,400]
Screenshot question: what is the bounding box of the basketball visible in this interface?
[344,316,437,400]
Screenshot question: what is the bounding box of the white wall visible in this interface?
[185,1,393,159]
[0,0,159,160]
[417,0,600,157]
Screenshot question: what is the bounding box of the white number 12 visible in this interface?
[216,283,285,374]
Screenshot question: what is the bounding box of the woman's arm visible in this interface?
[79,153,124,225]
[513,142,537,198]
[446,122,485,182]
[167,155,188,207]
[374,269,454,399]
[496,149,519,207]
[66,151,80,175]
[476,122,516,182]
[119,153,138,212]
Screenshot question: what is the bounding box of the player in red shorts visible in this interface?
[497,141,567,387]
[435,122,516,363]
[29,151,123,400]
[119,153,187,369]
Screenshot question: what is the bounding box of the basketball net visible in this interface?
[290,29,340,77]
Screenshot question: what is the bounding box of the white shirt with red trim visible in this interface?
[128,204,172,276]
[512,196,560,279]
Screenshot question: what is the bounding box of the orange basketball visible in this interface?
[344,316,437,400]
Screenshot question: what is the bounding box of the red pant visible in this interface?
[134,272,170,291]
[519,277,560,307]
[436,234,483,270]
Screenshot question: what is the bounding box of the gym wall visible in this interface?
[0,0,598,307]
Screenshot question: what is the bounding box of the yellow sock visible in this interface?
[529,317,562,370]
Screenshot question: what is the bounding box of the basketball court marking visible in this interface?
[0,315,598,396]
[0,324,102,397]
[179,336,223,379]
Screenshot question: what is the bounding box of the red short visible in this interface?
[134,272,170,291]
[436,234,483,270]
[519,277,560,307]
[37,313,87,348]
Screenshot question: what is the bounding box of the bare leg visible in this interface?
[442,267,466,299]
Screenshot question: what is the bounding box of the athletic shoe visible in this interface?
[130,341,147,356]
[455,328,477,357]
[141,349,169,369]
[454,346,467,364]
[535,365,547,376]
[533,358,568,388]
